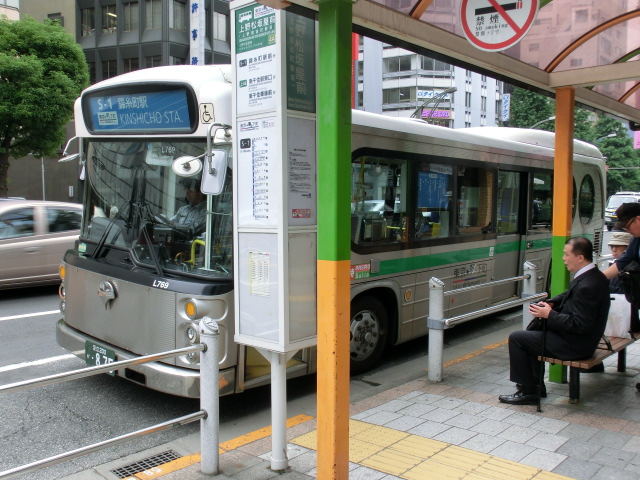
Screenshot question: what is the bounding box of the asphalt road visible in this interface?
[0,284,522,480]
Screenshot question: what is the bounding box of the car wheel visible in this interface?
[350,296,388,374]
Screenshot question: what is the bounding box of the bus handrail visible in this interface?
[426,261,545,382]
[0,319,221,479]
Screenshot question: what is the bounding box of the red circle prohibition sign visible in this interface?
[461,0,539,52]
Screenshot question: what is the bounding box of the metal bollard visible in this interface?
[522,261,538,330]
[200,316,220,476]
[427,277,445,382]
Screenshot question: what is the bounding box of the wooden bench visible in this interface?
[539,333,640,403]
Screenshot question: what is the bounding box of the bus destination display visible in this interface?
[84,88,192,133]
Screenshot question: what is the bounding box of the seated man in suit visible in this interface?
[499,236,611,405]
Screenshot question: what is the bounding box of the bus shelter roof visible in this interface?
[271,0,640,125]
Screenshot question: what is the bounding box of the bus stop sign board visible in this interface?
[461,0,539,52]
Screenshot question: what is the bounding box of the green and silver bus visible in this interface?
[56,65,606,397]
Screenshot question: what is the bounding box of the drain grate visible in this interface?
[110,449,181,479]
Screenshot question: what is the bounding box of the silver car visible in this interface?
[0,200,82,289]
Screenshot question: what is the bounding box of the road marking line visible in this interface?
[0,310,60,322]
[0,354,75,373]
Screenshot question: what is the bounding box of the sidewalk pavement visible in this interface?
[64,335,640,480]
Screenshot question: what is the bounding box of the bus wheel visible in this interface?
[350,297,388,374]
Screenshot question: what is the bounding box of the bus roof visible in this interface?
[351,110,604,162]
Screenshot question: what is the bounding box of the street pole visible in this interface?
[41,157,45,201]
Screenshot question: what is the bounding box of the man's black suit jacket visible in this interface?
[545,267,611,360]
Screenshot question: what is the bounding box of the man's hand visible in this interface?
[529,301,552,319]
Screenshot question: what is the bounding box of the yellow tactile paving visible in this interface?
[473,457,540,480]
[403,459,468,480]
[348,438,385,463]
[390,434,448,457]
[360,448,423,476]
[352,424,409,447]
[290,419,575,480]
[291,430,317,450]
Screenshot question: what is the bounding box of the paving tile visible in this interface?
[489,440,536,463]
[419,407,460,423]
[589,429,634,449]
[591,465,640,480]
[470,418,511,436]
[589,445,636,469]
[622,436,640,454]
[552,456,602,480]
[529,417,571,434]
[478,405,516,421]
[497,424,539,444]
[383,415,426,432]
[376,399,414,413]
[525,432,569,452]
[407,420,451,438]
[431,426,477,445]
[353,410,403,426]
[556,439,602,462]
[459,433,506,453]
[347,465,388,480]
[503,411,541,427]
[519,448,567,471]
[443,412,484,429]
[395,403,437,417]
[557,423,599,442]
[452,401,492,415]
[410,393,445,405]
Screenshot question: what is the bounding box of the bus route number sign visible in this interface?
[85,340,116,375]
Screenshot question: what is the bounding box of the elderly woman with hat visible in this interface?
[603,203,640,281]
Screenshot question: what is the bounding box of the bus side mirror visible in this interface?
[201,149,228,195]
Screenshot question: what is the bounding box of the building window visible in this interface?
[383,55,412,74]
[465,91,471,108]
[124,57,139,72]
[213,12,227,41]
[146,55,162,67]
[383,87,413,104]
[102,5,117,34]
[170,0,186,31]
[170,56,186,65]
[146,0,162,30]
[574,8,588,23]
[48,13,64,26]
[123,2,139,32]
[88,62,96,83]
[102,60,117,79]
[81,8,95,37]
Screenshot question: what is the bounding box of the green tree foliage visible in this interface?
[508,87,554,130]
[0,17,89,197]
[594,116,640,196]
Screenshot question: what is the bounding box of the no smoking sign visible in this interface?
[461,0,539,52]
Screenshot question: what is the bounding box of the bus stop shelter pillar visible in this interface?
[549,86,575,384]
[316,0,353,478]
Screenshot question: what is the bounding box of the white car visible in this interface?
[0,200,82,289]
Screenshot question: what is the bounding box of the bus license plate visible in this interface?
[84,340,116,375]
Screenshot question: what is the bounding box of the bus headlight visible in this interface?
[184,322,200,364]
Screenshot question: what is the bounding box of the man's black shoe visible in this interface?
[517,383,546,398]
[582,363,604,373]
[499,390,539,405]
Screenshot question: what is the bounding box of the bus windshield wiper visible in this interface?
[90,201,130,260]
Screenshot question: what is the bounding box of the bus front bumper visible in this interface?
[56,318,237,398]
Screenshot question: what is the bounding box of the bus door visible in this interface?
[493,171,524,301]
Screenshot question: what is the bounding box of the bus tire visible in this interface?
[350,296,388,374]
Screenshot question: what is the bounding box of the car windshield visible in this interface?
[607,196,637,210]
[80,140,232,278]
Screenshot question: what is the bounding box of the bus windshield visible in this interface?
[81,139,232,278]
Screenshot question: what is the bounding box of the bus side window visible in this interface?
[414,162,453,240]
[531,172,552,230]
[456,166,494,235]
[497,171,521,234]
[351,156,405,245]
